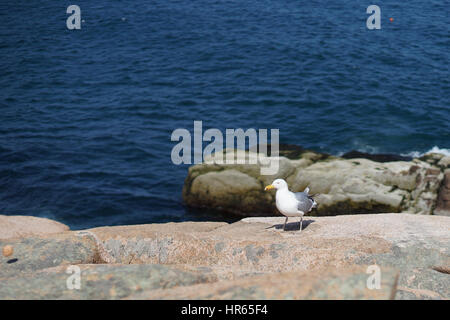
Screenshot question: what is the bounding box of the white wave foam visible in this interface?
[401,146,450,158]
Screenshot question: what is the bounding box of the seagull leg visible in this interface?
[299,217,303,232]
[283,217,288,231]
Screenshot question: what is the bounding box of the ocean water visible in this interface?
[0,1,448,229]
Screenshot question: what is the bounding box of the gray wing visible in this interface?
[294,191,314,213]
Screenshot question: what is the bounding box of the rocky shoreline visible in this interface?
[1,148,449,300]
[183,147,450,217]
[0,214,449,299]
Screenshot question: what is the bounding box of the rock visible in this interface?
[77,222,227,265]
[435,169,450,216]
[83,214,449,299]
[419,153,445,166]
[130,266,398,300]
[437,156,450,170]
[0,215,69,240]
[395,268,450,300]
[0,264,217,300]
[254,143,333,161]
[342,150,412,162]
[0,214,448,299]
[0,232,101,277]
[2,245,13,257]
[188,169,267,215]
[183,149,446,216]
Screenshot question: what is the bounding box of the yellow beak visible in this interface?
[264,184,275,191]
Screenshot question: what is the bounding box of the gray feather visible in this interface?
[294,191,314,213]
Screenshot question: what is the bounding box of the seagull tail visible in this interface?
[308,194,318,209]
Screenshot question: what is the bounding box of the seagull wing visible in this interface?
[294,191,315,213]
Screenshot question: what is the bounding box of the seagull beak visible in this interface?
[264,184,274,191]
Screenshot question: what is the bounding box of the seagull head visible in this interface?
[264,178,288,191]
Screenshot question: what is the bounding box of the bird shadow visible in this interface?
[266,219,315,232]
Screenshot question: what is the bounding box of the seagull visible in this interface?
[265,179,317,232]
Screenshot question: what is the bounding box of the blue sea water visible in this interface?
[0,1,448,229]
